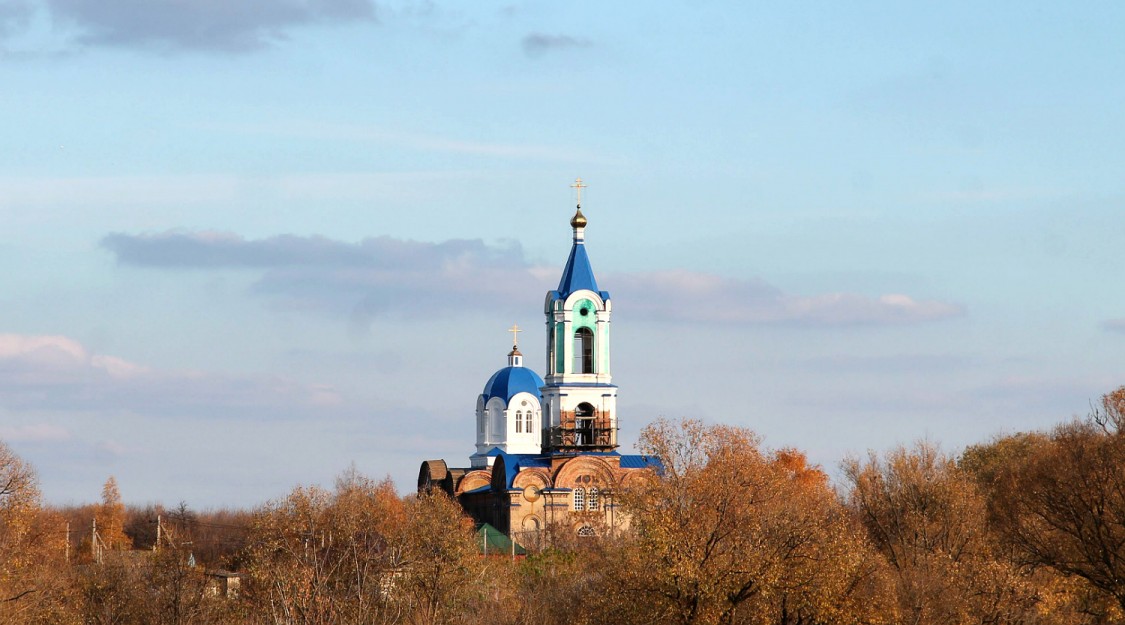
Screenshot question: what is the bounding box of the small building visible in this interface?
[204,569,241,599]
[420,184,659,539]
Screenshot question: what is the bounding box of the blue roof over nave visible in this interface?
[551,241,610,302]
[486,450,663,489]
[481,366,544,404]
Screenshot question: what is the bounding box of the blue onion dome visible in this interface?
[482,366,544,403]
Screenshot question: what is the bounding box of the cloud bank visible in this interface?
[7,0,376,52]
[102,231,542,322]
[103,230,964,327]
[0,333,339,417]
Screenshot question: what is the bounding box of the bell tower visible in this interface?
[542,179,618,452]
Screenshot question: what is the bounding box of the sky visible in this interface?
[1,1,1123,508]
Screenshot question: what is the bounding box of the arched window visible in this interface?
[490,404,504,437]
[577,525,596,537]
[587,487,599,511]
[573,487,585,511]
[573,327,594,374]
[548,326,556,374]
[525,410,534,434]
[515,411,523,433]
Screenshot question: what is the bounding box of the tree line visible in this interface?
[2,387,1125,624]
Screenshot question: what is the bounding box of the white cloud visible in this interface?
[0,333,87,360]
[0,423,70,442]
[0,333,148,378]
[613,270,964,326]
[95,440,127,456]
[0,333,340,418]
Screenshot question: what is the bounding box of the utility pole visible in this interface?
[155,514,161,552]
[92,518,100,565]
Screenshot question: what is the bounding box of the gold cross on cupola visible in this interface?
[570,177,587,207]
[508,323,523,349]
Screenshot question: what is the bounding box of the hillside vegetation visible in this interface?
[3,388,1125,625]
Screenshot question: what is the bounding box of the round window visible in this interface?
[523,486,541,502]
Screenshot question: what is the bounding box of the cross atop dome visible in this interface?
[569,177,590,240]
[507,323,524,366]
[570,177,587,207]
[554,179,608,302]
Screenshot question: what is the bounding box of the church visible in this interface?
[418,181,659,541]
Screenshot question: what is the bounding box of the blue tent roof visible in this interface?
[552,241,610,302]
[481,366,544,404]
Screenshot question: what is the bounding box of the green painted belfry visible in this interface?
[541,199,618,452]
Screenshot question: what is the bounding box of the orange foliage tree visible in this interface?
[244,469,488,625]
[601,419,893,625]
[988,386,1125,617]
[846,442,1043,625]
[95,477,131,552]
[0,441,70,624]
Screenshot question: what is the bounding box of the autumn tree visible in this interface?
[74,560,146,625]
[144,544,238,625]
[395,490,493,625]
[988,387,1125,617]
[502,547,602,625]
[845,442,1041,625]
[244,483,369,624]
[0,441,73,624]
[601,419,893,625]
[95,476,131,552]
[244,470,489,625]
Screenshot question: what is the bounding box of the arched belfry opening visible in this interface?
[550,401,613,451]
[573,327,594,373]
[575,402,595,446]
